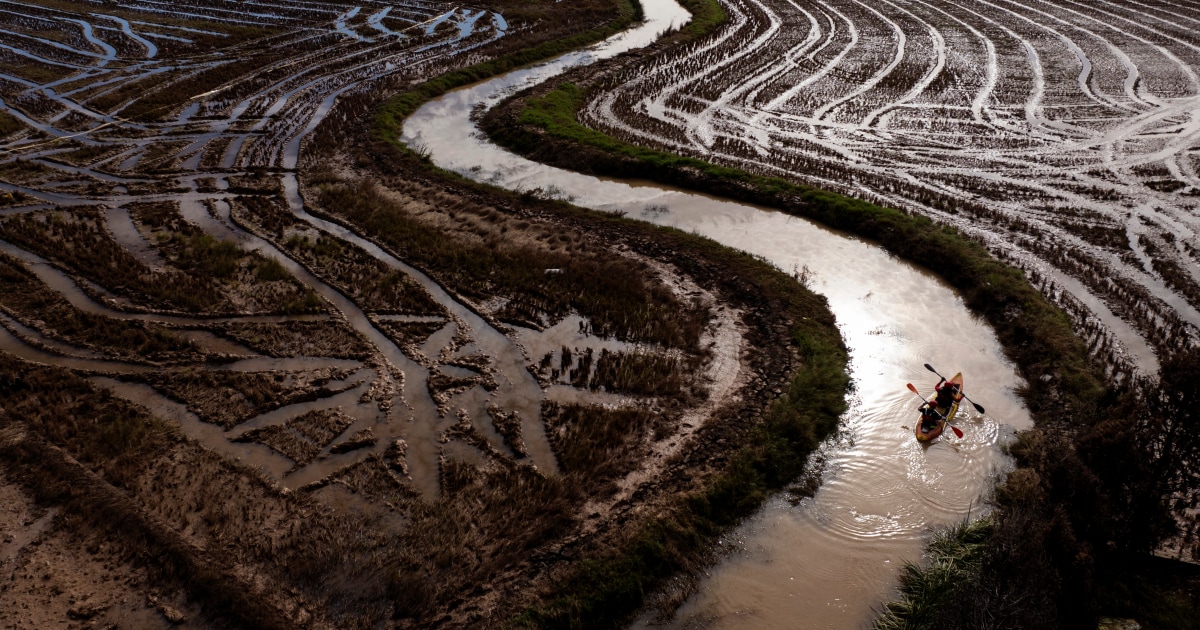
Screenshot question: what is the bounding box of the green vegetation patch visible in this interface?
[374,0,642,144]
[873,518,992,630]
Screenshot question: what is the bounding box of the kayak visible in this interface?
[915,372,963,442]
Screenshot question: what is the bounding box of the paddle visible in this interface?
[906,383,964,438]
[923,363,986,414]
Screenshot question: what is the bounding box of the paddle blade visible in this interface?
[907,383,920,395]
[924,363,937,373]
[951,425,964,438]
[972,402,986,414]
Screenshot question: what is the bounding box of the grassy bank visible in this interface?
[373,0,642,145]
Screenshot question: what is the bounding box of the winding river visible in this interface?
[401,0,1034,626]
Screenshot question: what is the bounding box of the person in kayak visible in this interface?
[919,403,941,433]
[934,378,962,410]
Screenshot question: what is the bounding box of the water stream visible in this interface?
[401,0,1034,626]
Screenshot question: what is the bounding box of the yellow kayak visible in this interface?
[915,372,963,442]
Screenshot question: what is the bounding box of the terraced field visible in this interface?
[0,0,532,496]
[0,1,824,626]
[583,0,1200,375]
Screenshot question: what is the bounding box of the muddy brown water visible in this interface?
[401,0,1034,625]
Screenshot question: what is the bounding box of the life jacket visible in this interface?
[920,404,939,425]
[935,382,960,407]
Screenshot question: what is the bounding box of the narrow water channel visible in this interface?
[401,0,1034,626]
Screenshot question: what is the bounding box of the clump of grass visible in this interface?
[544,402,654,483]
[0,159,53,184]
[218,320,372,359]
[384,461,581,621]
[873,518,992,630]
[254,257,290,282]
[234,424,318,465]
[589,349,684,397]
[171,232,243,278]
[0,111,23,137]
